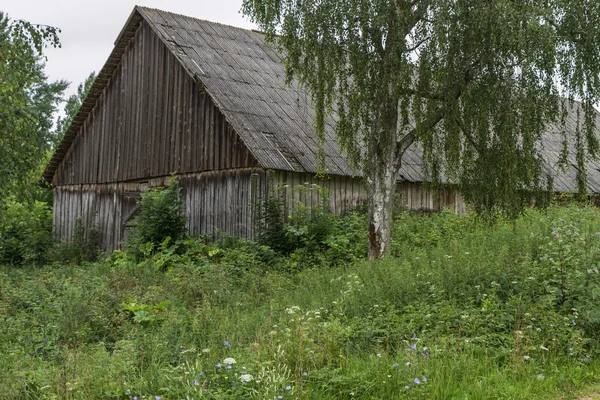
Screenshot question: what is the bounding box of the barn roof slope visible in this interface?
[43,6,600,193]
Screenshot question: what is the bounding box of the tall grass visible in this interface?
[2,205,600,398]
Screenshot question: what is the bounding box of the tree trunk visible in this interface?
[366,153,398,260]
[366,92,400,260]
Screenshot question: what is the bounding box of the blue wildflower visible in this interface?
[413,378,421,385]
[286,386,292,391]
[216,363,223,368]
[411,343,417,351]
[198,372,203,376]
[227,365,232,370]
[224,340,231,349]
[393,363,399,367]
[194,379,200,386]
[404,385,410,390]
[422,376,427,382]
[155,397,161,400]
[302,371,307,377]
[278,396,283,399]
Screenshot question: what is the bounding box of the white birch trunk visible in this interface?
[366,81,401,260]
[366,159,397,259]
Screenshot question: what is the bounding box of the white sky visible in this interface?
[3,0,257,99]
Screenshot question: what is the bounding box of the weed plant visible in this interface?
[2,205,600,398]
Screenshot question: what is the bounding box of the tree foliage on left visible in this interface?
[0,12,66,202]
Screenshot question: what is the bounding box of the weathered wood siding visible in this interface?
[397,181,466,213]
[270,171,466,215]
[53,169,267,249]
[54,167,464,250]
[52,19,258,187]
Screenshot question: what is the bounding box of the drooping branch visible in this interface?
[405,35,431,52]
[395,107,444,170]
[395,60,478,170]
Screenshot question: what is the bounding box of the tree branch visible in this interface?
[403,87,444,101]
[405,35,430,52]
[541,14,586,43]
[394,60,478,170]
[395,106,443,171]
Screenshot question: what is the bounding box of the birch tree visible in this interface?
[242,0,600,259]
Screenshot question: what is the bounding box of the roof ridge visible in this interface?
[135,5,256,33]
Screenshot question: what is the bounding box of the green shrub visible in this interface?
[51,215,100,265]
[126,179,187,259]
[254,183,367,268]
[0,199,53,265]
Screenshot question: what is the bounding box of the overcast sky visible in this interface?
[3,0,257,99]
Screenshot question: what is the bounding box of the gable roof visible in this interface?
[43,6,600,193]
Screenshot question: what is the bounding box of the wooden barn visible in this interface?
[43,6,600,250]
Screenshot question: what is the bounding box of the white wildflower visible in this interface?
[239,374,253,383]
[223,358,236,365]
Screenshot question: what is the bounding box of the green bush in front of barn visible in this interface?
[253,183,367,269]
[4,204,600,398]
[0,198,54,266]
[125,179,188,261]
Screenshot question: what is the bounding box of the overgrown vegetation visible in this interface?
[0,199,53,265]
[125,179,187,261]
[3,205,600,398]
[253,183,366,269]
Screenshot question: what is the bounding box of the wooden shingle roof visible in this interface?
[138,6,356,176]
[43,6,600,193]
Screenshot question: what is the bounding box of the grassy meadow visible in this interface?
[3,204,600,398]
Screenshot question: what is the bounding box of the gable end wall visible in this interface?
[53,19,258,186]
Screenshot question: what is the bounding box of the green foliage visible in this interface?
[254,183,367,268]
[121,300,169,324]
[54,71,96,145]
[5,206,600,398]
[0,199,53,265]
[0,12,66,201]
[243,0,600,258]
[126,179,187,260]
[51,215,100,265]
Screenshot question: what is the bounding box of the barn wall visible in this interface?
[53,168,464,251]
[270,171,466,215]
[53,19,258,186]
[397,181,466,213]
[53,169,267,250]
